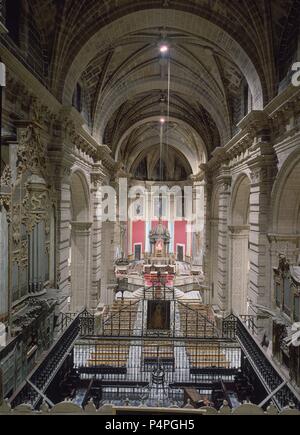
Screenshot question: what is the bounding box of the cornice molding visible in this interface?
[1,46,61,113]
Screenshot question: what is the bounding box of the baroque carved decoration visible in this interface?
[0,165,12,187]
[12,204,22,245]
[17,123,47,178]
[13,240,28,271]
[23,185,51,233]
[0,194,11,215]
[249,165,277,185]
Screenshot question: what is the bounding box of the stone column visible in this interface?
[48,143,75,308]
[192,180,206,267]
[90,169,106,309]
[71,222,92,312]
[216,167,232,314]
[102,221,117,306]
[50,166,72,302]
[100,179,118,307]
[228,226,250,315]
[0,206,9,322]
[248,152,277,319]
[201,170,214,302]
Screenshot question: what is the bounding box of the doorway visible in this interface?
[134,244,142,261]
[177,245,184,262]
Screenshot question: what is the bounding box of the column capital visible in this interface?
[91,163,108,190]
[248,156,277,185]
[228,225,250,236]
[71,221,93,233]
[216,167,232,193]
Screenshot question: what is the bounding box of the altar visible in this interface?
[149,219,171,258]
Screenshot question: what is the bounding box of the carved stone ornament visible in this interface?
[216,174,231,193]
[0,194,11,213]
[23,184,49,232]
[13,240,28,271]
[12,204,22,245]
[17,124,47,178]
[249,164,277,185]
[0,165,12,187]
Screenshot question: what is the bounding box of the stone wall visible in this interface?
[205,87,300,333]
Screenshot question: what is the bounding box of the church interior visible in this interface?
[0,0,300,416]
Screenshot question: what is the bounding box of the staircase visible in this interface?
[176,301,230,369]
[10,313,81,408]
[185,343,229,369]
[178,301,218,338]
[103,299,139,337]
[142,340,174,369]
[88,340,131,369]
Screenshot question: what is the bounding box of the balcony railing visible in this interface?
[9,313,81,408]
[236,317,300,410]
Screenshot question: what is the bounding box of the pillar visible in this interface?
[248,151,277,319]
[90,170,106,309]
[216,167,232,314]
[0,206,8,321]
[192,180,205,267]
[71,221,92,311]
[48,142,75,302]
[228,226,250,315]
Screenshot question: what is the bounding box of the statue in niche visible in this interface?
[155,238,164,256]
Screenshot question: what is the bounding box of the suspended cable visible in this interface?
[160,120,163,183]
[166,55,171,173]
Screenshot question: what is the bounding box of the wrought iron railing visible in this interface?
[9,313,81,408]
[7,309,300,410]
[143,284,175,301]
[236,317,300,410]
[73,337,241,407]
[240,315,258,335]
[102,300,140,337]
[177,300,220,339]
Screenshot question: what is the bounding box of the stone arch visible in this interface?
[130,145,192,182]
[229,174,251,316]
[69,170,92,312]
[60,9,264,130]
[95,77,230,145]
[271,150,300,235]
[230,174,251,226]
[70,170,90,222]
[61,9,264,107]
[115,115,207,174]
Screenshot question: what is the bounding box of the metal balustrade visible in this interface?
[236,317,300,410]
[9,313,81,408]
[73,337,241,407]
[5,310,300,411]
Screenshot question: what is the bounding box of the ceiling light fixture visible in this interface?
[160,117,166,124]
[159,44,169,54]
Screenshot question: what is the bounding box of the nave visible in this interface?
[8,260,300,412]
[1,0,300,416]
